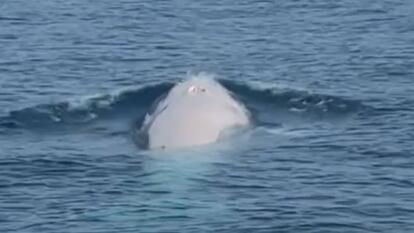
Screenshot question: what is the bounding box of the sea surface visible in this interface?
[1,0,414,232]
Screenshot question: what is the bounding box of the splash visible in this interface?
[0,77,365,142]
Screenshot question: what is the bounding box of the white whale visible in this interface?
[141,77,250,150]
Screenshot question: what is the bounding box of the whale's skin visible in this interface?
[141,77,250,150]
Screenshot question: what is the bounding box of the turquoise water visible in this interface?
[1,0,414,232]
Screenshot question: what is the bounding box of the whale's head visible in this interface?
[139,77,251,150]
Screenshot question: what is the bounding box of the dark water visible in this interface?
[1,0,414,232]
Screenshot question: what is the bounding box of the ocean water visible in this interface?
[1,0,414,232]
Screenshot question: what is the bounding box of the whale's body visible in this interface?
[141,77,250,150]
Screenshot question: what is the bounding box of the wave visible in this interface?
[0,79,365,132]
[220,79,365,127]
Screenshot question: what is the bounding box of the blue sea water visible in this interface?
[1,0,414,232]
